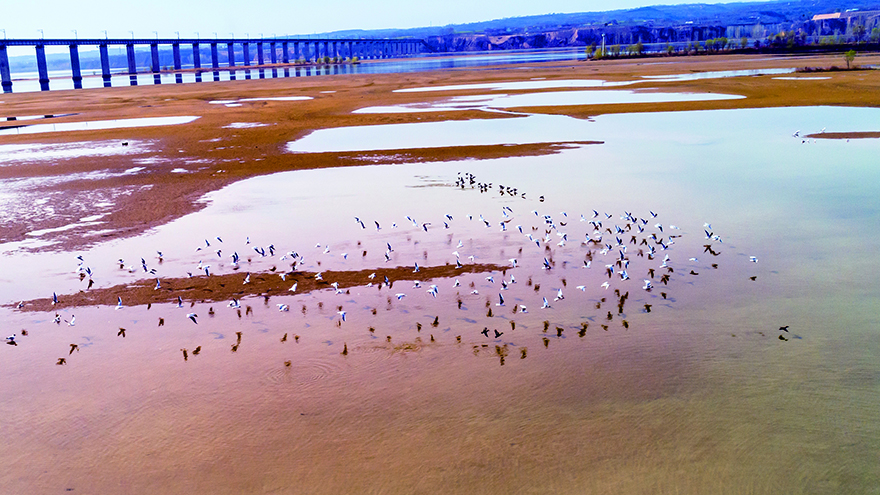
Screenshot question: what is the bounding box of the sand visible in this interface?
[1,53,878,253]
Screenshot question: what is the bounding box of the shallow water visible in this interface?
[2,104,880,493]
[0,116,200,136]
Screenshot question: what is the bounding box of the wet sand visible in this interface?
[1,53,878,251]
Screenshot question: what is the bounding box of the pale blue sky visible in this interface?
[2,0,737,40]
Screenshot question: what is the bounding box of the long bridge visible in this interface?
[0,37,427,93]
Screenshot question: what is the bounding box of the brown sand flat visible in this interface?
[806,131,880,139]
[1,53,879,251]
[14,262,506,311]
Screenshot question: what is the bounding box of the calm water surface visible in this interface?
[1,105,878,493]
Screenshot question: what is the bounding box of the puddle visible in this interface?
[356,89,742,113]
[288,113,602,152]
[0,140,155,164]
[223,122,273,129]
[641,67,796,81]
[0,116,200,136]
[773,76,832,80]
[209,97,313,105]
[394,79,631,93]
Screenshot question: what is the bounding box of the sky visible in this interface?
[1,0,739,41]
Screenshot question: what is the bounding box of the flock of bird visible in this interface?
[8,170,781,366]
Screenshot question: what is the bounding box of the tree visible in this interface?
[844,49,856,69]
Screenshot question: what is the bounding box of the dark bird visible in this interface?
[432,316,439,327]
[117,327,126,337]
[644,304,652,313]
[342,343,348,356]
[494,329,503,338]
[69,343,79,355]
[779,326,790,332]
[481,327,490,337]
[749,276,757,281]
[192,346,201,355]
[231,344,239,353]
[181,348,188,361]
[56,357,66,365]
[158,317,165,326]
[281,333,288,342]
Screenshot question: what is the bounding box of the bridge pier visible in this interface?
[0,45,11,93]
[192,42,202,82]
[282,41,289,64]
[270,42,277,77]
[257,42,265,78]
[210,42,219,81]
[69,44,83,89]
[173,43,183,83]
[99,44,111,87]
[151,43,161,84]
[242,42,251,79]
[227,42,236,80]
[126,43,137,86]
[35,44,50,91]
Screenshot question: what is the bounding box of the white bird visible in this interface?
[177,296,184,308]
[453,279,461,287]
[519,305,528,313]
[509,258,517,268]
[542,297,551,309]
[576,285,586,291]
[229,299,240,308]
[187,313,198,324]
[315,272,323,280]
[277,304,289,312]
[395,293,406,300]
[6,334,16,344]
[116,297,124,310]
[337,311,346,322]
[497,293,505,306]
[486,276,494,284]
[643,280,653,290]
[243,273,251,284]
[289,283,298,293]
[555,288,564,301]
[413,262,420,273]
[601,281,610,290]
[65,315,76,326]
[749,256,758,263]
[154,279,161,290]
[368,273,376,280]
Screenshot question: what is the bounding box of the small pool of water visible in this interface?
[355,89,742,114]
[0,116,200,136]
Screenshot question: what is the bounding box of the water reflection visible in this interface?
[3,104,880,493]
